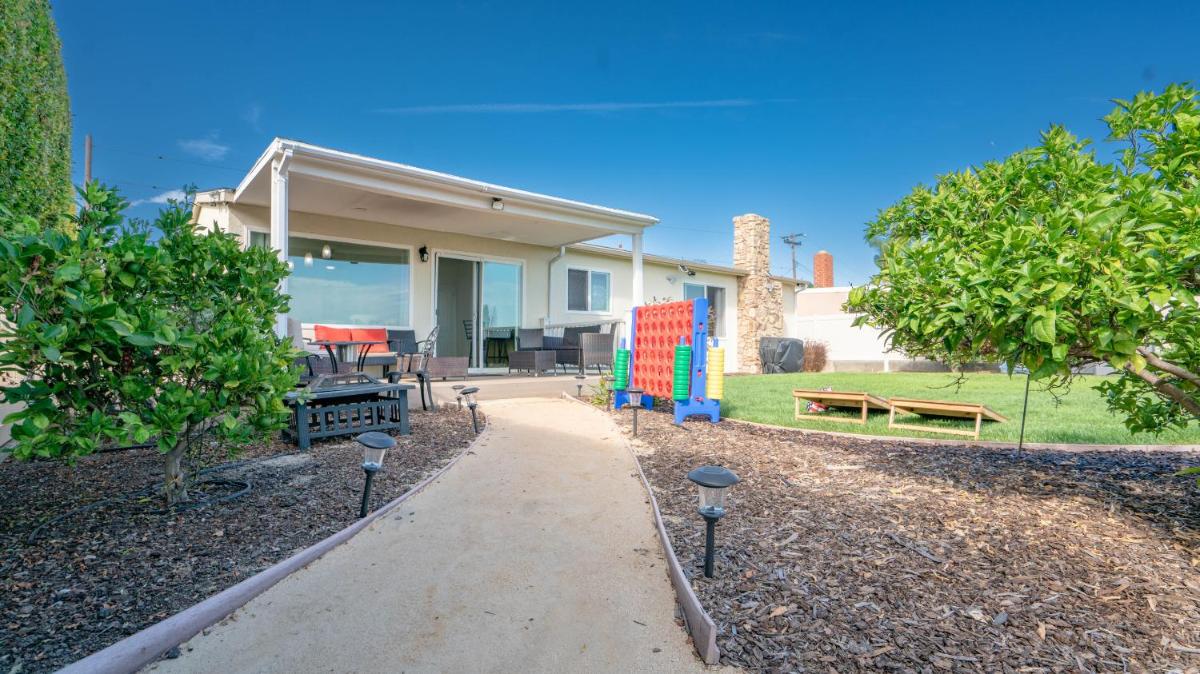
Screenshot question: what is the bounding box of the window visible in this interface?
[250,231,411,326]
[683,283,726,336]
[567,268,610,312]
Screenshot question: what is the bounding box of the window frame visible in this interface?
[682,282,728,337]
[566,267,612,314]
[246,228,415,329]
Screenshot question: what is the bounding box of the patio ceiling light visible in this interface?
[321,244,332,259]
[355,431,397,518]
[491,197,504,211]
[304,252,314,267]
[686,465,740,578]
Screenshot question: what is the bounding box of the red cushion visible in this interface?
[350,328,387,343]
[314,325,352,342]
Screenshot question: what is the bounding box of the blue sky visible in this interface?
[55,1,1200,285]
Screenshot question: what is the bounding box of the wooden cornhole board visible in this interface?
[793,389,891,425]
[887,397,1008,440]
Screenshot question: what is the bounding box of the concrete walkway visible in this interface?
[148,398,704,674]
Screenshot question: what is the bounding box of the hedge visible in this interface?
[0,0,72,227]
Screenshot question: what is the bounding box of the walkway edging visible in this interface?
[561,394,721,666]
[60,424,490,674]
[725,416,1200,453]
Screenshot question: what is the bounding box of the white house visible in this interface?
[191,138,801,373]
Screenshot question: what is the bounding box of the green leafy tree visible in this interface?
[848,84,1200,437]
[0,0,72,226]
[0,184,299,504]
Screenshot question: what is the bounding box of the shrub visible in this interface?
[0,184,299,505]
[848,84,1200,434]
[0,0,72,227]
[803,340,828,372]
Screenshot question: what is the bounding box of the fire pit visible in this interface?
[284,372,413,449]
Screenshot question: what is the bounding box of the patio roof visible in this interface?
[229,138,659,248]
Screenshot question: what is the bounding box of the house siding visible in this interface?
[194,202,750,371]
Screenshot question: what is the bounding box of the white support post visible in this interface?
[271,149,293,338]
[633,230,643,304]
[631,232,644,344]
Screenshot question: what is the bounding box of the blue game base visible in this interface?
[612,390,653,411]
[673,398,721,424]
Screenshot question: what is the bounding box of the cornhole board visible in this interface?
[887,397,1008,440]
[793,390,891,425]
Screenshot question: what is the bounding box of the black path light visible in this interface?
[355,431,396,518]
[574,374,587,398]
[626,387,645,436]
[687,465,740,578]
[460,386,481,434]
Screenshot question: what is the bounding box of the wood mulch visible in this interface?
[0,406,482,673]
[621,405,1200,672]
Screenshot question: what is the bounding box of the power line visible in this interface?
[781,232,805,281]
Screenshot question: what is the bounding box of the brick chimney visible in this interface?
[733,214,784,373]
[813,250,834,288]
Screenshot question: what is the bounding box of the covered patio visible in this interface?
[192,138,658,374]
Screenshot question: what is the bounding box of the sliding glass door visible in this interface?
[435,254,522,369]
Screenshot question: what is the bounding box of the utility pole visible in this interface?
[781,233,805,282]
[84,134,93,185]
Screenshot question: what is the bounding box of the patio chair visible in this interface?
[360,328,419,373]
[288,317,334,383]
[545,325,601,374]
[463,320,475,367]
[579,332,614,375]
[508,328,556,376]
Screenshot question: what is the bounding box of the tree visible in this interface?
[0,0,72,227]
[0,184,299,504]
[847,84,1200,435]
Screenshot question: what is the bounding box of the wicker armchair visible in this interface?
[545,325,600,374]
[579,332,615,375]
[508,328,556,376]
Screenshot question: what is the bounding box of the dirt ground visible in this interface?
[623,405,1200,672]
[0,406,480,673]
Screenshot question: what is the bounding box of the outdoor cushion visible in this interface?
[350,327,388,343]
[313,325,352,342]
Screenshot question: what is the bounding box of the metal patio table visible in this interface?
[284,372,413,450]
[309,339,388,372]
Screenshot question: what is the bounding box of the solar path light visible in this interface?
[686,465,740,578]
[355,431,396,518]
[460,386,481,434]
[574,374,587,398]
[626,387,645,436]
[452,384,465,409]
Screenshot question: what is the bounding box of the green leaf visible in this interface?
[41,346,61,362]
[104,319,133,336]
[55,263,82,282]
[126,333,157,347]
[16,303,34,328]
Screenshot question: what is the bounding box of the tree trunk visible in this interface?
[163,440,189,506]
[1126,364,1200,418]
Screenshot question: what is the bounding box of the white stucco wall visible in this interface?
[557,249,743,370]
[192,202,750,371]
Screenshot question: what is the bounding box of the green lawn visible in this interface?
[721,372,1200,445]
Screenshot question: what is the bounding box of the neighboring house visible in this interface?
[792,251,947,372]
[191,138,801,373]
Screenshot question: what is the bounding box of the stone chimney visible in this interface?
[733,214,784,373]
[814,250,834,288]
